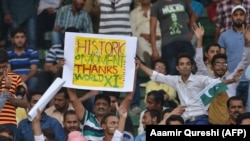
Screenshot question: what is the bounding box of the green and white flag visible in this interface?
[197,79,228,109]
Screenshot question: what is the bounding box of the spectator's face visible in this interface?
[30,94,42,108]
[240,118,250,125]
[54,92,68,112]
[11,32,26,48]
[102,116,119,135]
[212,58,227,77]
[74,0,85,10]
[63,114,80,133]
[205,46,220,64]
[228,100,246,120]
[146,95,159,110]
[232,10,246,27]
[0,62,8,77]
[94,99,109,117]
[176,57,193,76]
[154,62,166,74]
[142,112,154,129]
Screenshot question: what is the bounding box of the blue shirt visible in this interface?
[45,44,64,64]
[135,132,146,141]
[16,114,66,141]
[7,49,39,75]
[218,29,247,82]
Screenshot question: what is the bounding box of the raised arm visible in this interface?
[137,57,153,77]
[116,103,127,133]
[79,90,99,103]
[150,16,159,60]
[193,23,209,76]
[228,25,250,83]
[233,25,250,70]
[111,103,127,141]
[120,59,139,111]
[67,88,85,120]
[32,109,45,141]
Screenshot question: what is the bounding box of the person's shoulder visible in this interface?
[146,80,155,85]
[50,44,63,51]
[7,72,21,77]
[44,105,56,113]
[220,29,234,36]
[130,6,140,14]
[46,114,61,123]
[18,118,30,126]
[58,4,71,11]
[25,48,38,53]
[135,132,146,140]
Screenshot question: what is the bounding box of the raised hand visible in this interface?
[233,68,244,82]
[243,24,250,46]
[4,71,12,91]
[32,109,42,123]
[192,23,205,40]
[116,103,127,119]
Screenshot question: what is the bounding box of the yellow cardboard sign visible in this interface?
[73,36,126,88]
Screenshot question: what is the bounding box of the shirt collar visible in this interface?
[177,73,195,83]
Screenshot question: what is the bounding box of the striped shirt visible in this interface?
[45,44,64,64]
[0,72,23,125]
[81,110,104,141]
[54,4,93,33]
[7,49,39,75]
[98,0,132,35]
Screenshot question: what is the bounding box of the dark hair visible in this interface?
[62,27,80,49]
[211,53,227,66]
[57,87,69,99]
[42,128,55,141]
[63,110,77,121]
[27,90,44,102]
[94,94,111,105]
[101,112,117,125]
[10,27,26,38]
[153,59,167,70]
[102,91,120,100]
[147,90,164,107]
[203,42,221,62]
[65,27,80,33]
[165,115,184,125]
[0,50,9,63]
[145,109,161,124]
[226,96,246,108]
[176,53,194,66]
[236,112,250,125]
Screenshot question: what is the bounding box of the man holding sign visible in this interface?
[66,60,138,140]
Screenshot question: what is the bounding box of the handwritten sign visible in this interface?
[63,33,137,92]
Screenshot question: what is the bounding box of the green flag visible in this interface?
[198,79,228,108]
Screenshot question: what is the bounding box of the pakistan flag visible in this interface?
[197,79,228,109]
